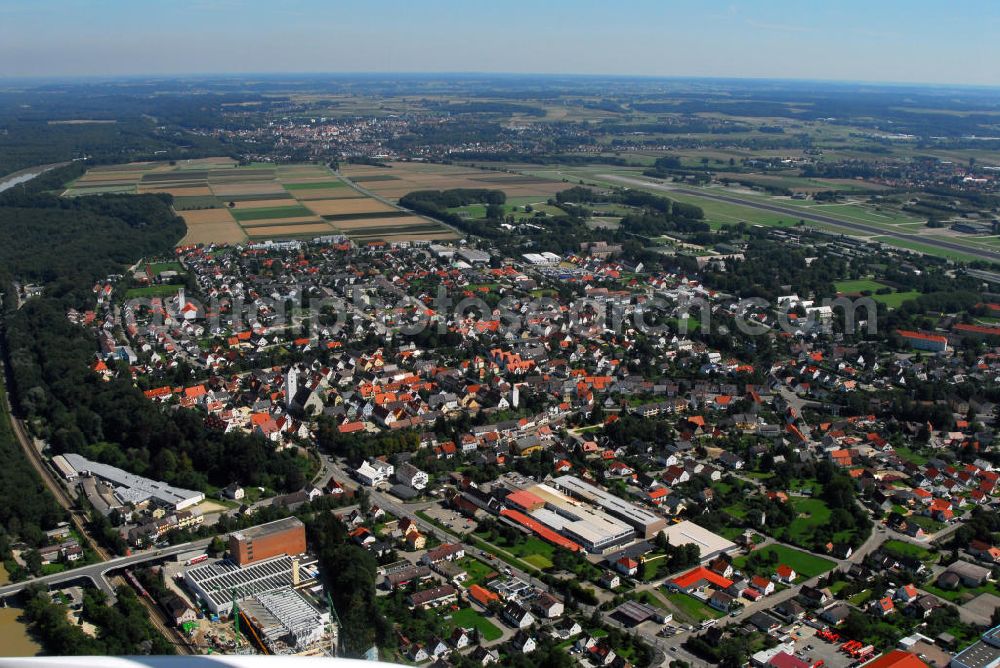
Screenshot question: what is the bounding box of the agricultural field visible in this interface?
[339,161,567,201]
[64,159,460,245]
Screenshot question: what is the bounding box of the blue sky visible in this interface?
[1,0,998,85]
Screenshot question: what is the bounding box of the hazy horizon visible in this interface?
[2,0,1000,86]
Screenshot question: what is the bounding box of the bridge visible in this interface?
[0,537,214,600]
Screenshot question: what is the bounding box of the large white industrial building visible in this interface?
[62,452,204,511]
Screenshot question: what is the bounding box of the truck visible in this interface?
[186,554,209,566]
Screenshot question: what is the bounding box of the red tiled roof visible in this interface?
[670,566,733,590]
[863,651,928,668]
[499,509,581,552]
[896,330,947,344]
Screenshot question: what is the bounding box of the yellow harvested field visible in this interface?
[294,188,365,200]
[180,208,237,225]
[305,199,397,216]
[211,182,287,197]
[138,185,215,197]
[245,223,335,237]
[231,198,299,209]
[179,209,246,245]
[238,216,324,228]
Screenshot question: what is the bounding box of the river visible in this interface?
[0,162,68,194]
[0,605,42,656]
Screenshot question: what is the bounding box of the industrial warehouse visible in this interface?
[551,475,668,540]
[59,452,205,511]
[504,482,637,553]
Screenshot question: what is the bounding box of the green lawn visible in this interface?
[458,557,499,586]
[893,446,929,465]
[733,545,836,580]
[835,279,886,293]
[663,591,724,623]
[828,580,850,596]
[907,514,946,533]
[448,607,502,641]
[872,291,921,308]
[231,205,314,222]
[508,538,555,569]
[849,589,873,606]
[871,235,984,262]
[834,280,920,308]
[881,540,936,563]
[147,261,184,274]
[125,284,183,298]
[924,579,1000,603]
[783,497,831,545]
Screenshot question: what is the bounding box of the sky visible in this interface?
[1,0,998,86]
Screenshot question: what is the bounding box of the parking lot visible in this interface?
[421,503,477,534]
[791,632,856,668]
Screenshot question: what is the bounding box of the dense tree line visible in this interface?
[21,584,175,655]
[399,188,507,238]
[307,512,390,657]
[0,382,67,576]
[0,164,184,284]
[316,416,420,467]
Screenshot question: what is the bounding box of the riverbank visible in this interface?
[0,162,70,194]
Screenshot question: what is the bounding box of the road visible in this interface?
[0,537,214,600]
[599,174,1000,263]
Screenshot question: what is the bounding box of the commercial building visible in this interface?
[62,452,204,511]
[660,520,737,562]
[516,482,635,553]
[896,330,949,353]
[184,554,318,616]
[952,626,1000,668]
[230,517,307,567]
[551,475,668,539]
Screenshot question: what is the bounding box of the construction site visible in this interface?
[159,518,339,656]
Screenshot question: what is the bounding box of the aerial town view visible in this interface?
[4,2,1000,668]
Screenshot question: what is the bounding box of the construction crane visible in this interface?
[326,592,342,657]
[231,590,241,646]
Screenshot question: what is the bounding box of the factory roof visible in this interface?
[63,452,204,510]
